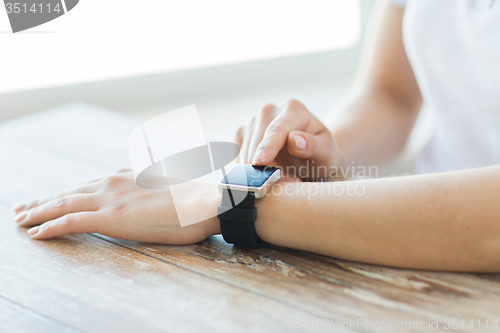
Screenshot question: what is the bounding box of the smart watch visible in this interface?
[217,164,281,248]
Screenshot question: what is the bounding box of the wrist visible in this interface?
[254,184,283,245]
[200,184,222,238]
[203,214,221,238]
[173,180,221,239]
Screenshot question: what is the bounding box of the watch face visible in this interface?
[221,164,279,187]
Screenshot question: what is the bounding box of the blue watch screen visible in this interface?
[221,165,278,187]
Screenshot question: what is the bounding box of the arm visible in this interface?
[255,166,500,272]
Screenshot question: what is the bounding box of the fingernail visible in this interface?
[28,226,40,237]
[14,211,28,223]
[12,202,26,212]
[252,149,266,164]
[293,135,306,151]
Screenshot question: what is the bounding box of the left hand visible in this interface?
[12,169,221,243]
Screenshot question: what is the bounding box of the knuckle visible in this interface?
[38,223,49,235]
[56,190,67,198]
[105,175,125,187]
[116,168,131,174]
[260,104,276,118]
[25,208,36,220]
[61,214,75,229]
[285,101,308,118]
[286,99,304,110]
[266,122,285,134]
[54,197,67,209]
[284,106,300,117]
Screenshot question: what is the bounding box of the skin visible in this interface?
[13,170,221,244]
[12,2,500,272]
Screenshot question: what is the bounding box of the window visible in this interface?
[0,0,360,94]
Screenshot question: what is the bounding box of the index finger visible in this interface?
[251,100,320,165]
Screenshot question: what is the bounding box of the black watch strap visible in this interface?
[217,188,264,248]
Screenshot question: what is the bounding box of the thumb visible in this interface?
[286,130,332,162]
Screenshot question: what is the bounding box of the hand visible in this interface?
[236,99,342,181]
[12,169,221,243]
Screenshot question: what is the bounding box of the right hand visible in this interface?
[236,99,343,181]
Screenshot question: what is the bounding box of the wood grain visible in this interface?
[96,235,500,325]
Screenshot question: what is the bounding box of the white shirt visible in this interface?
[394,0,500,173]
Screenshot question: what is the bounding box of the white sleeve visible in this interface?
[391,0,408,7]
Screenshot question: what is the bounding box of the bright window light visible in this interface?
[0,0,360,94]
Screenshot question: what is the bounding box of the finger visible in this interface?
[252,100,320,165]
[235,126,243,147]
[246,104,276,163]
[286,130,333,162]
[28,212,101,240]
[238,117,256,164]
[16,194,99,228]
[12,183,100,214]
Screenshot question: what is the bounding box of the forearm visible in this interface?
[254,166,500,272]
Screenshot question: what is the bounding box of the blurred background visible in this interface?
[0,0,431,174]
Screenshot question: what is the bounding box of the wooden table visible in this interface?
[1,104,499,333]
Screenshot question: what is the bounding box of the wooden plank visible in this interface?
[0,203,326,333]
[0,295,78,333]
